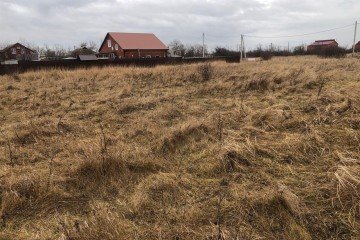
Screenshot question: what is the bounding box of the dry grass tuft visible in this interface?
[62,203,136,240]
[198,63,214,82]
[130,173,183,212]
[333,153,359,228]
[246,74,270,91]
[160,121,211,154]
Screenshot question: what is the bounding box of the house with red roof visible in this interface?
[307,39,338,54]
[98,32,168,59]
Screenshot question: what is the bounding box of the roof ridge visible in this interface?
[108,32,155,35]
[315,39,336,42]
[2,43,35,52]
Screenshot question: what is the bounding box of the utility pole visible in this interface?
[202,33,205,58]
[288,42,290,52]
[353,21,358,56]
[243,36,246,59]
[240,34,243,62]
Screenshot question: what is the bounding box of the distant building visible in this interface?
[98,32,168,59]
[71,46,96,58]
[355,41,360,52]
[77,54,98,61]
[307,39,338,54]
[0,43,38,61]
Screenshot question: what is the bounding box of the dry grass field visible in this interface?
[0,56,359,239]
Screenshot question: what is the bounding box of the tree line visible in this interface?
[1,39,353,60]
[0,41,98,59]
[170,40,353,59]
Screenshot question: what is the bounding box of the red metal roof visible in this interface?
[309,39,337,46]
[108,32,168,50]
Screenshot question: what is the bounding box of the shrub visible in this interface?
[198,63,213,81]
[293,45,307,55]
[260,51,273,61]
[318,46,346,58]
[246,76,269,91]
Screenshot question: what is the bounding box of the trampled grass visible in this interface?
[0,56,359,239]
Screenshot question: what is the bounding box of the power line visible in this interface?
[244,23,354,39]
[177,21,359,44]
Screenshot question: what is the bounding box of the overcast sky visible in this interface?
[0,0,359,50]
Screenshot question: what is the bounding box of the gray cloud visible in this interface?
[0,0,358,50]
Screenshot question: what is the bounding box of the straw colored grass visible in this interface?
[0,56,359,239]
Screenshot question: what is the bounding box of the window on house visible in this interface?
[21,49,25,54]
[115,44,118,51]
[107,40,111,48]
[11,48,16,54]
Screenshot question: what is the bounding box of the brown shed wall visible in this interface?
[307,42,338,54]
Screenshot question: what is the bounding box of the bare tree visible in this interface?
[88,41,98,51]
[169,40,186,56]
[70,42,97,57]
[54,44,67,57]
[78,41,98,51]
[80,42,88,48]
[184,44,206,58]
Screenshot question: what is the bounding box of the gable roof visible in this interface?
[309,39,338,46]
[106,32,168,50]
[1,43,36,53]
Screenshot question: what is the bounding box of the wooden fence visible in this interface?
[0,57,239,75]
